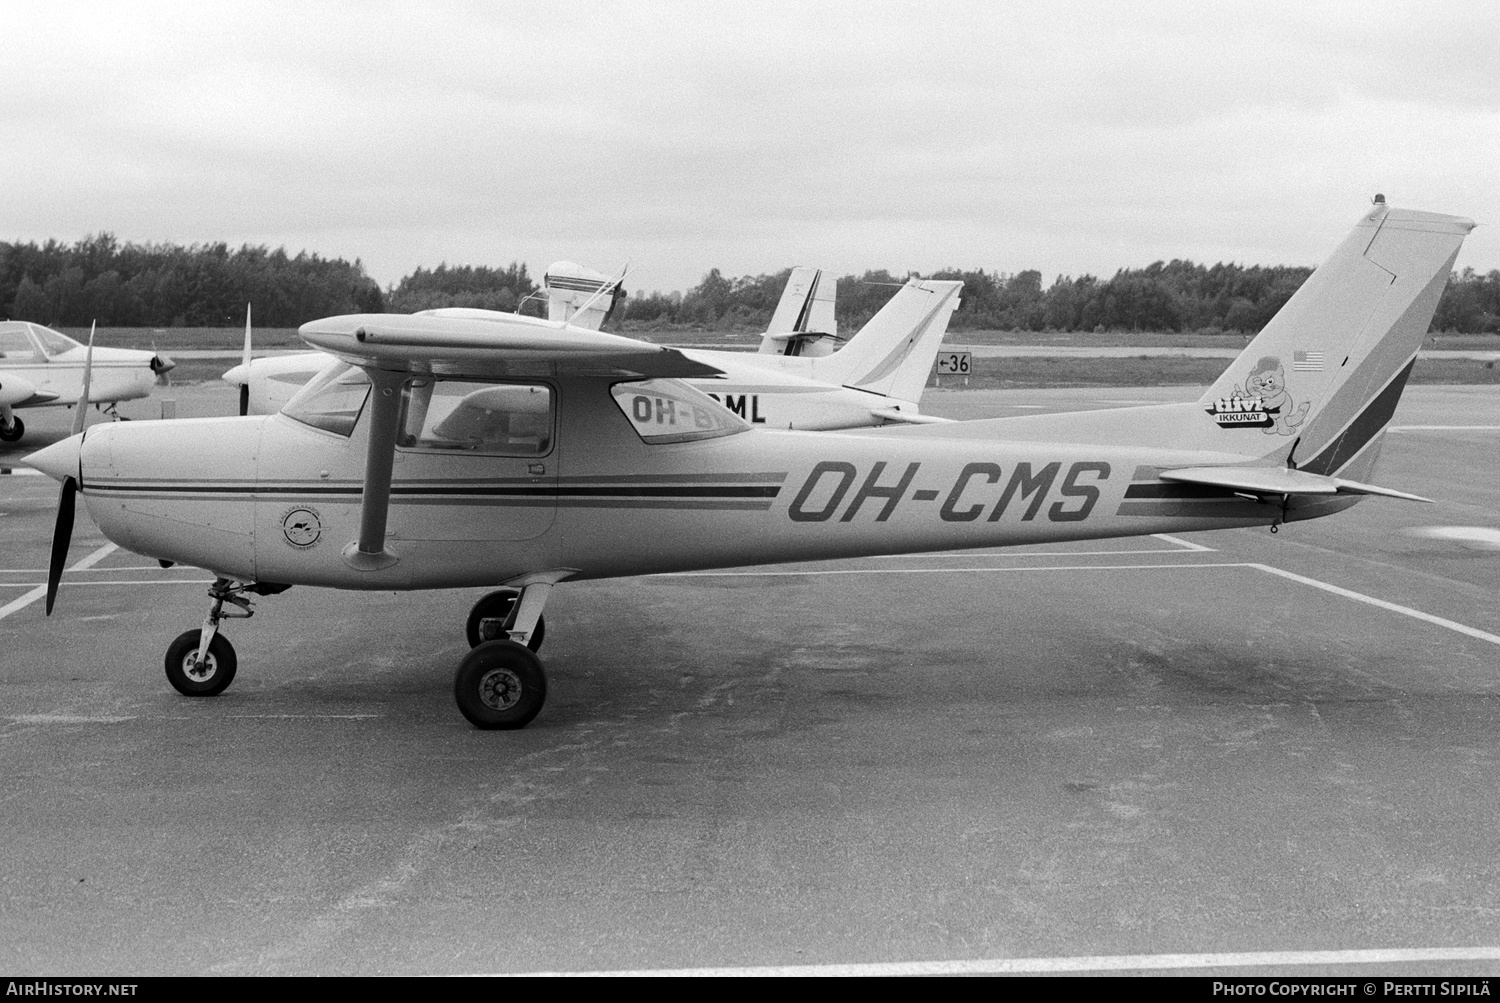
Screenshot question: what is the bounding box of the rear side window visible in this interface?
[398,379,553,456]
[611,378,748,443]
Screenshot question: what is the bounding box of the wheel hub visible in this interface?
[184,653,217,683]
[478,667,523,711]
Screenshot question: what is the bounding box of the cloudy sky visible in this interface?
[5,1,1498,294]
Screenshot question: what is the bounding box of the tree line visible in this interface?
[4,233,1499,333]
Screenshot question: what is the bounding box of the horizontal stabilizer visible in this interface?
[1161,465,1431,502]
[869,408,952,425]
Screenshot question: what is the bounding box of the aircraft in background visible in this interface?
[0,320,173,444]
[758,265,840,356]
[223,265,964,429]
[27,202,1469,731]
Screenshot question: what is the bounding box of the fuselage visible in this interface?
[65,372,1351,591]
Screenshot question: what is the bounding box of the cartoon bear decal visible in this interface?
[1204,355,1311,435]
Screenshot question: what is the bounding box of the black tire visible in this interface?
[454,640,546,730]
[465,589,544,652]
[164,629,238,696]
[0,416,23,443]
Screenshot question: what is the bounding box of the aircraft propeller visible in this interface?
[46,322,96,615]
[239,304,252,416]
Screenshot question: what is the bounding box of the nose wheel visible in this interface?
[165,630,238,696]
[0,414,23,443]
[163,577,263,698]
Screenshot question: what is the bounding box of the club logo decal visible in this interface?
[282,506,323,549]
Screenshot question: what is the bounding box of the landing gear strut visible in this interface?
[465,589,545,651]
[455,580,557,729]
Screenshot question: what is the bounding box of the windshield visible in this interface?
[281,361,371,436]
[611,378,749,444]
[29,324,81,356]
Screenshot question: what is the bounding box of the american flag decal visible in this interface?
[1293,350,1324,372]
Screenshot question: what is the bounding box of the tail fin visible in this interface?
[544,261,624,330]
[811,278,963,402]
[1200,203,1472,474]
[759,266,839,356]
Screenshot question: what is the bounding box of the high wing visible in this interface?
[299,312,721,379]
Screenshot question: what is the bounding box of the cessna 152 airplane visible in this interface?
[25,201,1468,731]
[224,266,963,429]
[0,320,173,444]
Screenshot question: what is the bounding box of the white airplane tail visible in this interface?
[759,266,839,356]
[1196,202,1472,477]
[890,203,1472,503]
[812,279,964,403]
[544,261,624,330]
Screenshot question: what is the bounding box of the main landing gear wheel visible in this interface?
[454,640,547,730]
[164,629,238,696]
[0,417,23,442]
[465,589,545,651]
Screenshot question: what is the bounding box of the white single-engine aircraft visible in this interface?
[224,267,964,429]
[26,202,1467,731]
[0,320,173,444]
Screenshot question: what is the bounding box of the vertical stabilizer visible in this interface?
[811,279,963,402]
[545,261,624,331]
[759,267,839,356]
[1199,204,1472,474]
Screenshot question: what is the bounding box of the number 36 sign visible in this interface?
[935,351,972,376]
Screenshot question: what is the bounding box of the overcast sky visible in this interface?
[5,1,1498,294]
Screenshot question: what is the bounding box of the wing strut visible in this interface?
[343,368,404,570]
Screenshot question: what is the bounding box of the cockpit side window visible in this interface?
[0,324,39,361]
[610,378,749,443]
[398,379,553,456]
[280,362,371,437]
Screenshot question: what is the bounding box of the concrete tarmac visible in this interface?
[2,385,1499,975]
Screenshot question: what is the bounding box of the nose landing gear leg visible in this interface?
[164,578,256,697]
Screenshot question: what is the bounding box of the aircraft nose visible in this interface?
[22,433,83,483]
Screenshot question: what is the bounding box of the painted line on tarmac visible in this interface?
[1252,564,1500,646]
[1389,425,1500,431]
[0,579,212,588]
[890,535,1213,560]
[0,467,42,476]
[1150,532,1214,552]
[0,565,190,573]
[663,561,1249,578]
[666,561,1500,647]
[0,543,116,620]
[492,945,1500,976]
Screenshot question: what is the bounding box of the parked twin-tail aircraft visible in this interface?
[0,321,173,444]
[25,202,1469,730]
[224,267,964,429]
